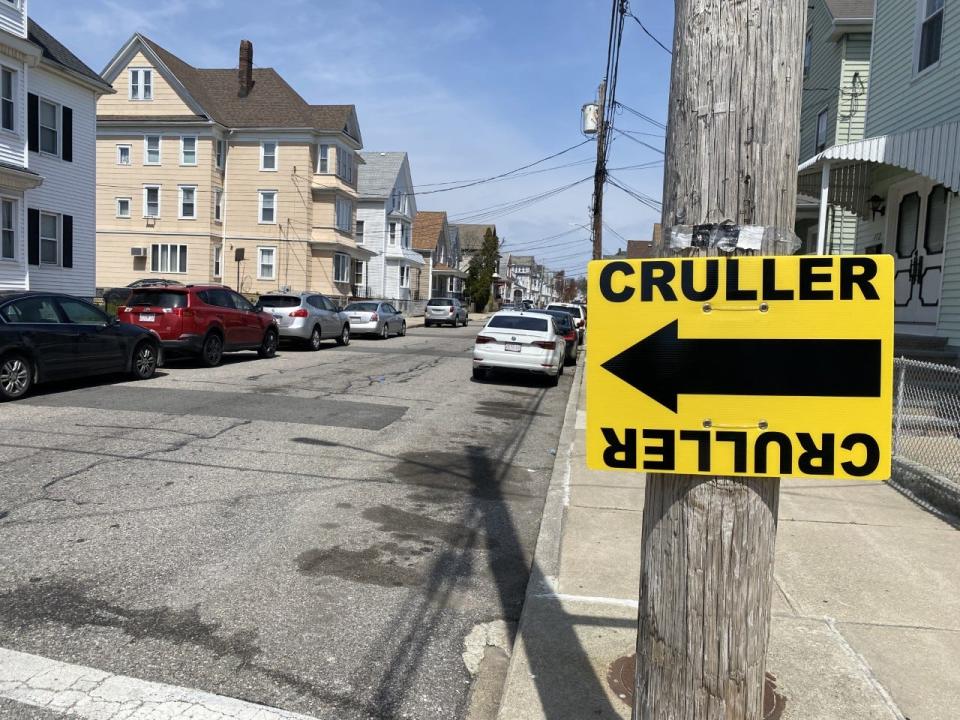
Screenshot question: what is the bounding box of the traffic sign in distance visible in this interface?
[586,255,893,480]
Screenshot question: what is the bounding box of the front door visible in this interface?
[889,180,950,329]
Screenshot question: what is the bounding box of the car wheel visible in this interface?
[309,325,323,351]
[336,325,350,346]
[131,341,159,380]
[464,316,469,326]
[548,369,560,387]
[258,328,279,358]
[380,324,389,340]
[425,321,432,328]
[0,354,32,401]
[472,367,487,382]
[399,322,407,337]
[200,333,224,367]
[559,358,565,376]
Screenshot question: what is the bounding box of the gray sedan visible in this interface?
[256,293,351,350]
[343,301,406,339]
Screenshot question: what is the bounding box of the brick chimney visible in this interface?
[238,40,254,98]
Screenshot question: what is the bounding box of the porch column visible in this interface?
[816,161,832,255]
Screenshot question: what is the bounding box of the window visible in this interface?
[1,67,14,132]
[804,33,812,77]
[179,186,196,219]
[261,140,278,171]
[143,185,161,218]
[355,219,364,243]
[257,246,276,280]
[39,212,59,265]
[0,297,60,323]
[231,291,255,312]
[815,109,829,152]
[39,99,58,155]
[58,298,108,325]
[129,69,153,100]
[399,265,409,288]
[216,139,226,169]
[259,190,276,224]
[389,222,397,246]
[213,245,222,277]
[447,277,456,293]
[1,199,13,259]
[896,192,921,259]
[117,144,132,165]
[214,188,223,223]
[334,252,350,283]
[918,0,945,72]
[318,144,329,173]
[336,147,354,182]
[116,197,131,218]
[925,185,949,254]
[335,196,353,232]
[180,136,197,165]
[144,135,161,165]
[353,260,365,287]
[150,243,187,273]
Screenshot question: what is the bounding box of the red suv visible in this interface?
[118,285,279,367]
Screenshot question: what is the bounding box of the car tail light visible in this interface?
[174,307,194,318]
[289,308,309,318]
[449,307,455,314]
[533,340,557,350]
[564,331,576,341]
[475,335,496,345]
[371,312,379,322]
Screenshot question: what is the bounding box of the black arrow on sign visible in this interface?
[601,320,882,413]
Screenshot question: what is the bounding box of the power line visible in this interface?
[626,11,673,55]
[615,101,666,130]
[448,175,593,223]
[613,127,665,154]
[607,175,663,212]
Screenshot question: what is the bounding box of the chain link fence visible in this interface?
[892,358,960,517]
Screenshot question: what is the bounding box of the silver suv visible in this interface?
[256,292,350,350]
[425,298,468,327]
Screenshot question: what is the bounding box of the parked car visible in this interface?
[102,279,186,315]
[118,285,279,367]
[541,309,580,365]
[547,302,587,343]
[257,293,351,350]
[0,293,161,401]
[343,301,406,339]
[425,298,468,327]
[472,311,565,386]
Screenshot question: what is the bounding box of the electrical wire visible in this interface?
[614,101,666,130]
[626,11,673,55]
[613,127,665,154]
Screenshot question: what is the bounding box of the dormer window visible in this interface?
[129,69,153,101]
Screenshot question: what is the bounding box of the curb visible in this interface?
[494,356,585,719]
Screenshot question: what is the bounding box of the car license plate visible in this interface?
[139,314,155,322]
[505,343,521,353]
[350,315,362,321]
[272,313,284,320]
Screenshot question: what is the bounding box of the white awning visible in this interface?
[799,120,960,192]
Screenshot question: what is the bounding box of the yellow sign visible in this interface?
[587,255,894,480]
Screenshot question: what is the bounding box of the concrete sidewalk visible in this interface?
[497,362,960,719]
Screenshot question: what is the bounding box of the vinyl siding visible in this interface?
[866,0,960,136]
[835,34,872,145]
[357,202,387,296]
[0,0,27,39]
[98,52,197,118]
[25,66,98,296]
[0,51,26,168]
[800,1,843,162]
[934,198,960,347]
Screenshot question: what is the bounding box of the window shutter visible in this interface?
[62,215,73,269]
[27,208,39,265]
[27,93,38,153]
[61,106,73,162]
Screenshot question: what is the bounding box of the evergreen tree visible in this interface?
[466,228,500,311]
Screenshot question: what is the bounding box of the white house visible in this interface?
[0,2,113,297]
[356,151,423,303]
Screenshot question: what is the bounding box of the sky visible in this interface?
[31,0,676,279]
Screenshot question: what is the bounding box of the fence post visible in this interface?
[893,359,906,458]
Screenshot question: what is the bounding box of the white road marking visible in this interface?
[0,647,318,719]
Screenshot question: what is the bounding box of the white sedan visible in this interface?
[472,311,566,386]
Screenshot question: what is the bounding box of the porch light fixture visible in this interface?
[869,195,886,218]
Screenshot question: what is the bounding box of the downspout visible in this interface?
[222,129,234,289]
[381,209,387,299]
[817,161,832,255]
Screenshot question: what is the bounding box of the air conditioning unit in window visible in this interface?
[130,247,148,257]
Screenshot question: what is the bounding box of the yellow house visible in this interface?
[96,35,372,299]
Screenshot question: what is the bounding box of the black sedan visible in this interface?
[541,309,580,366]
[0,292,161,401]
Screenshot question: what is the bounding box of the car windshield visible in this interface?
[259,296,302,308]
[428,299,453,306]
[345,302,380,312]
[488,315,549,332]
[126,291,188,308]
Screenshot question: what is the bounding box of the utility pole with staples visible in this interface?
[635,2,808,718]
[591,79,607,261]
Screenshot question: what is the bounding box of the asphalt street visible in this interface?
[0,323,575,719]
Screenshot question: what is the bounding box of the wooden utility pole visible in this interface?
[635,2,807,719]
[591,80,607,261]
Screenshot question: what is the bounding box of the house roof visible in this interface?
[824,0,874,20]
[358,152,407,198]
[511,255,535,266]
[98,115,208,124]
[413,211,447,251]
[454,224,496,252]
[28,20,112,92]
[134,35,358,134]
